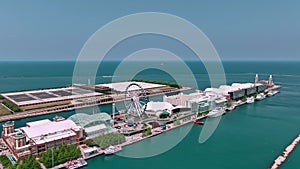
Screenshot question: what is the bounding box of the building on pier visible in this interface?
[1,117,86,160]
[68,113,115,138]
[163,91,204,107]
[0,86,103,111]
[165,74,274,114]
[0,81,180,113]
[189,95,227,114]
[145,101,174,117]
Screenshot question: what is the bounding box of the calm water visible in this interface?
[0,61,299,169]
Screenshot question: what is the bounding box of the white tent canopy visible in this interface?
[145,101,174,112]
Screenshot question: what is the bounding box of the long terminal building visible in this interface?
[0,81,178,113]
[164,74,276,114]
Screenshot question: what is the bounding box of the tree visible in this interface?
[17,155,41,169]
[226,100,232,107]
[39,145,81,168]
[0,155,13,169]
[142,128,152,137]
[93,133,126,148]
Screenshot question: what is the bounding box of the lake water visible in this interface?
[0,61,299,169]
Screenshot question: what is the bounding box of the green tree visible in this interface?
[0,155,13,169]
[93,133,126,148]
[39,145,81,168]
[17,155,41,169]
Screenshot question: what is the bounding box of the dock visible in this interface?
[119,114,207,148]
[266,85,282,91]
[269,134,300,169]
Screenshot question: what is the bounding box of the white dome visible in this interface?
[145,101,174,112]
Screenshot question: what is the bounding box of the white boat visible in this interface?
[104,145,122,155]
[267,90,279,97]
[207,108,225,118]
[255,93,266,101]
[246,97,255,104]
[226,105,236,111]
[65,158,87,169]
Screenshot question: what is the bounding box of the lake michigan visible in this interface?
[0,61,299,169]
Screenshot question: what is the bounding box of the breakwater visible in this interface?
[269,134,300,169]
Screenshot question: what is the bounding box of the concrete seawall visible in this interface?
[269,134,300,169]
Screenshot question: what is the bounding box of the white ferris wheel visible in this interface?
[124,83,149,119]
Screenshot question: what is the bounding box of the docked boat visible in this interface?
[255,93,266,101]
[193,120,205,125]
[104,145,122,155]
[226,105,236,111]
[65,158,87,169]
[246,97,255,104]
[206,108,225,118]
[267,90,279,97]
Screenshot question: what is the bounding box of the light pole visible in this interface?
[51,147,54,168]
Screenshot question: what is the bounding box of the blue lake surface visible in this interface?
[0,61,299,169]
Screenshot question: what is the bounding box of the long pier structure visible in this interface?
[0,74,284,169]
[0,86,191,122]
[269,134,300,169]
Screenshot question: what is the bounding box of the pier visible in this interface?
[265,85,282,92]
[269,134,300,169]
[119,114,208,148]
[0,87,191,122]
[0,76,284,169]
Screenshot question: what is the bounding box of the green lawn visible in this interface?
[0,104,11,116]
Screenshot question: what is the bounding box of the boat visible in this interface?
[104,145,122,155]
[67,107,75,111]
[226,105,236,111]
[65,158,87,169]
[267,90,279,97]
[255,93,266,101]
[193,120,205,125]
[246,97,255,104]
[206,108,225,118]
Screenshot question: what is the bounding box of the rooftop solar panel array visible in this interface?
[30,92,58,99]
[2,87,102,106]
[50,90,73,96]
[8,94,36,102]
[70,89,93,94]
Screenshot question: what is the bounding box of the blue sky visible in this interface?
[0,0,299,61]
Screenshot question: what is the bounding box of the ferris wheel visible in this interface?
[124,83,149,119]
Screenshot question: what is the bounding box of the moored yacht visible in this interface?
[65,158,87,169]
[246,97,255,104]
[255,93,266,101]
[267,90,280,97]
[207,107,225,118]
[104,145,122,155]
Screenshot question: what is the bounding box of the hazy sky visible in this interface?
[0,0,299,61]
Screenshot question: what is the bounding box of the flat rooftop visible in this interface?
[96,81,166,92]
[20,119,79,144]
[205,83,260,95]
[1,86,102,106]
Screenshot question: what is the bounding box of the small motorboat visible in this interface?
[104,145,122,155]
[193,120,205,125]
